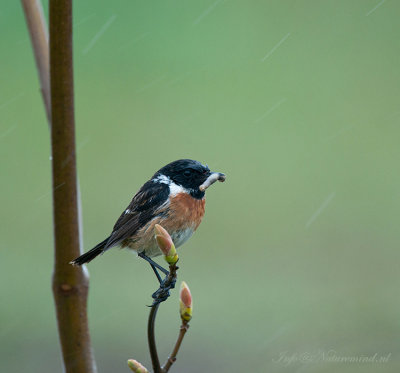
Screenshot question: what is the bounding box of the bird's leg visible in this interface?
[138,252,169,275]
[138,252,177,305]
[149,263,163,284]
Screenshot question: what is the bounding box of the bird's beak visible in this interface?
[199,172,226,191]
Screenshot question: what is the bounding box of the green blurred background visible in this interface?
[1,0,399,372]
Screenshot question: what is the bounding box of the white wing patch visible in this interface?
[152,174,189,196]
[153,174,170,184]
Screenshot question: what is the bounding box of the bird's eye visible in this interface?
[183,170,191,177]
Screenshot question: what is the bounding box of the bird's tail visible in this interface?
[70,237,110,266]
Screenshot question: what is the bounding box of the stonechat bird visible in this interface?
[71,159,225,302]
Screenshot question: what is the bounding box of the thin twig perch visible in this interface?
[148,304,162,373]
[148,260,179,373]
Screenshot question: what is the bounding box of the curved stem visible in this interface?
[162,322,189,372]
[148,304,162,373]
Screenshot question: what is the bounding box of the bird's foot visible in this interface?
[151,274,177,306]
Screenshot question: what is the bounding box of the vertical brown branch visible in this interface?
[21,0,51,124]
[49,1,97,372]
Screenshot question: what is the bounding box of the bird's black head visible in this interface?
[154,159,225,199]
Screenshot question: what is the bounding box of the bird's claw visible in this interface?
[150,274,177,306]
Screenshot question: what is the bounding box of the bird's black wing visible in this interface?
[103,180,169,250]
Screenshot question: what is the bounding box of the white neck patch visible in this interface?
[152,174,189,196]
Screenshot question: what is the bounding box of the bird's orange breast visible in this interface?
[168,193,206,230]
